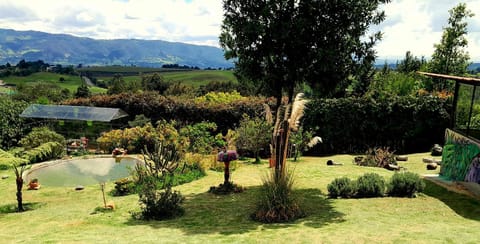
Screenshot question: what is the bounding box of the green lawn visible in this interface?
[1,153,479,243]
[98,70,236,88]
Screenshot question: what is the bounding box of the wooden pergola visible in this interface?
[418,71,480,137]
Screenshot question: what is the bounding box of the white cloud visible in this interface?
[0,0,478,61]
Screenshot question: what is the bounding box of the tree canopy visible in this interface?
[220,0,390,102]
[428,3,474,91]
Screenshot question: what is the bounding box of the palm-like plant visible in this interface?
[12,164,26,212]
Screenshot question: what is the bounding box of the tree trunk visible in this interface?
[224,161,230,185]
[16,177,24,212]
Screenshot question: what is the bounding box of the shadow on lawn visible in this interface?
[423,180,480,221]
[125,187,345,235]
[0,202,45,215]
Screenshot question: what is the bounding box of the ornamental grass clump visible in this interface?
[252,170,304,223]
[388,172,425,198]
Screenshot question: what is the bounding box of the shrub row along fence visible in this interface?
[64,93,452,155]
[304,96,452,154]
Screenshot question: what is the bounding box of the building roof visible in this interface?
[20,104,128,122]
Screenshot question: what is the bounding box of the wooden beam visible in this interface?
[417,71,480,84]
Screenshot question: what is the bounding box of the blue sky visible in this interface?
[0,0,479,61]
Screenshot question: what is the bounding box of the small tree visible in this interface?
[428,3,474,91]
[75,83,91,98]
[12,164,26,212]
[235,115,272,163]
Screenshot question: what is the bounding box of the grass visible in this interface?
[1,152,479,243]
[1,72,106,94]
[97,70,237,88]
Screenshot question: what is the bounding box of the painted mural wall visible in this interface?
[441,129,480,182]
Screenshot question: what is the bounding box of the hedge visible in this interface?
[63,92,270,133]
[303,95,451,154]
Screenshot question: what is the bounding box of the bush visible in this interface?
[327,177,357,198]
[135,176,185,220]
[252,171,305,223]
[356,173,386,198]
[388,172,425,197]
[19,127,65,149]
[112,177,136,196]
[356,147,396,168]
[21,141,65,163]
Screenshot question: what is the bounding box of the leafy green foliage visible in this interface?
[0,148,28,169]
[19,127,65,149]
[368,72,421,97]
[12,82,70,103]
[64,91,268,133]
[388,172,425,197]
[141,73,169,94]
[134,141,185,220]
[128,114,151,128]
[75,83,91,98]
[179,122,224,154]
[21,141,65,164]
[303,96,451,154]
[252,170,305,223]
[355,173,386,198]
[220,0,390,101]
[327,177,357,199]
[0,97,30,149]
[235,115,272,163]
[428,3,474,91]
[195,91,244,104]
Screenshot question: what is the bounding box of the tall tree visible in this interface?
[429,3,474,90]
[220,0,390,103]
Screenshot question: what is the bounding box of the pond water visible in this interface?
[25,157,141,187]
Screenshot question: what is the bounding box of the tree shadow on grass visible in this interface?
[125,187,345,235]
[423,180,480,221]
[0,202,45,215]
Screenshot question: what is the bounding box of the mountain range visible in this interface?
[0,28,233,68]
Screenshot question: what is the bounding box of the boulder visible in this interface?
[431,144,443,156]
[396,156,408,161]
[423,158,433,163]
[427,163,438,170]
[1,175,8,179]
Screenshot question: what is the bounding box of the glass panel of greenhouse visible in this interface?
[454,83,480,139]
[20,104,128,122]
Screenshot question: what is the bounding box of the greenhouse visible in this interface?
[419,72,480,184]
[20,104,129,123]
[20,104,129,148]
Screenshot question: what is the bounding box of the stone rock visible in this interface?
[431,144,443,156]
[427,163,438,170]
[386,164,400,171]
[75,185,85,191]
[396,156,408,161]
[1,175,8,179]
[423,158,433,163]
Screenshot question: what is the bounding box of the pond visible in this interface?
[25,156,141,187]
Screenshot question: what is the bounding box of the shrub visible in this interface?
[356,173,386,198]
[388,172,425,197]
[19,127,65,149]
[252,170,305,223]
[179,122,223,154]
[21,141,65,163]
[133,141,185,220]
[112,177,136,196]
[327,177,357,198]
[356,147,396,168]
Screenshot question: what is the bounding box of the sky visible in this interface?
[0,0,479,62]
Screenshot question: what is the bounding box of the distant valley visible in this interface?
[0,28,233,69]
